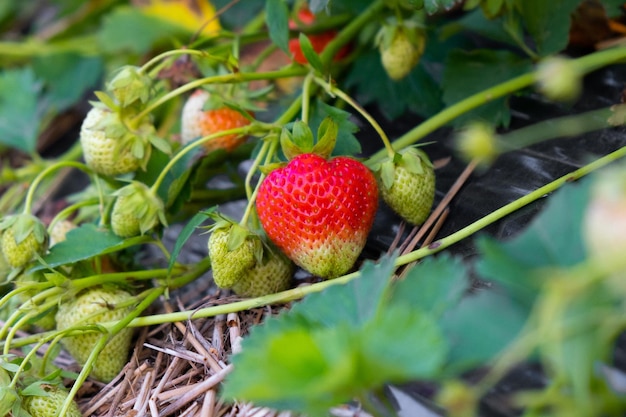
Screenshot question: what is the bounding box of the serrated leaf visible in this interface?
[360,305,447,383]
[476,178,590,304]
[223,315,358,415]
[392,254,468,317]
[344,49,443,120]
[266,0,290,53]
[37,224,124,269]
[440,289,527,373]
[32,53,103,113]
[0,68,42,154]
[515,0,581,56]
[289,255,397,328]
[299,33,325,73]
[442,49,533,127]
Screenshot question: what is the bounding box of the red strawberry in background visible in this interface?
[181,89,253,153]
[288,6,350,65]
[256,153,378,279]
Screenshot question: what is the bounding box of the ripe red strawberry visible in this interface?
[378,147,435,226]
[181,89,252,153]
[287,7,349,65]
[256,153,378,279]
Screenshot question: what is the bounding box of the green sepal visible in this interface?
[400,149,425,175]
[227,224,251,252]
[291,121,314,152]
[298,33,325,73]
[380,160,396,190]
[93,90,119,111]
[107,65,152,107]
[311,117,338,159]
[259,161,287,175]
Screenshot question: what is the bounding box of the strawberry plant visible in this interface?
[0,0,625,416]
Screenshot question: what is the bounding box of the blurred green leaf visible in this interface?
[392,254,468,317]
[515,0,581,56]
[97,6,192,55]
[266,0,290,54]
[289,255,396,328]
[33,53,103,112]
[0,68,42,154]
[345,49,443,120]
[476,178,591,302]
[442,49,532,127]
[299,33,325,72]
[440,289,527,373]
[360,305,447,383]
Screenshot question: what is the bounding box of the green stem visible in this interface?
[368,45,626,165]
[319,0,386,66]
[240,139,271,227]
[47,198,99,234]
[61,287,164,416]
[301,73,315,124]
[22,161,93,215]
[150,125,256,195]
[133,67,307,123]
[120,145,626,328]
[314,76,395,158]
[140,48,210,74]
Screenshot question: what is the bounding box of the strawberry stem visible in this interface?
[314,76,396,158]
[301,73,315,124]
[131,68,308,124]
[368,45,626,165]
[139,48,211,75]
[22,161,93,215]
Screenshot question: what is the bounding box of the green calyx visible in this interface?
[0,213,47,246]
[280,117,338,160]
[107,65,153,108]
[378,147,433,191]
[111,181,167,237]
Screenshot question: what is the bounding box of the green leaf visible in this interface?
[168,210,212,274]
[476,178,590,303]
[359,305,447,383]
[308,100,362,156]
[442,49,532,127]
[515,0,582,56]
[32,53,103,113]
[37,224,124,269]
[265,0,290,54]
[392,254,468,317]
[424,0,458,14]
[223,315,358,415]
[298,33,325,73]
[0,68,42,154]
[442,9,518,47]
[440,289,527,373]
[97,6,192,54]
[289,255,397,328]
[345,49,443,120]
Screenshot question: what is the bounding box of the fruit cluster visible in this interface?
[0,3,438,413]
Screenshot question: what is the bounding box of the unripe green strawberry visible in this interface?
[208,222,262,289]
[256,153,379,279]
[22,385,82,417]
[80,105,167,177]
[378,148,435,226]
[0,214,48,269]
[378,23,426,81]
[55,286,135,382]
[536,55,581,103]
[455,122,499,165]
[110,181,166,238]
[231,248,294,297]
